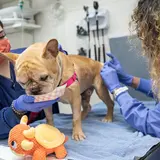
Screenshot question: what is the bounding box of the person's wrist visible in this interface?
[116,91,133,106]
[112,86,128,98]
[12,101,27,118]
[110,84,122,94]
[127,74,134,86]
[131,77,140,89]
[119,73,133,86]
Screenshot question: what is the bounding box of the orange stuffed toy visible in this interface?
[8,115,68,160]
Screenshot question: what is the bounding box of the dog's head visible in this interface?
[2,39,61,95]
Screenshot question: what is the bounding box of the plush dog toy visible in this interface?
[8,115,68,160]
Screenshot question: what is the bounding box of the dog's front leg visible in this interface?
[71,97,86,141]
[70,85,86,141]
[44,107,54,126]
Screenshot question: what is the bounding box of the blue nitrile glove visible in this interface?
[13,95,59,112]
[58,44,68,55]
[100,62,121,93]
[107,53,133,86]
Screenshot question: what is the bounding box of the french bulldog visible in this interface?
[2,39,114,141]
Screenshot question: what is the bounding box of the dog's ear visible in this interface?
[0,52,19,65]
[42,39,59,59]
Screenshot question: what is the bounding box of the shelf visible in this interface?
[5,22,41,34]
[1,18,27,26]
[0,6,41,19]
[0,6,41,34]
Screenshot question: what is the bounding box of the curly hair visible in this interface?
[131,0,160,99]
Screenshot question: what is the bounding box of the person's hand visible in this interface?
[13,95,59,112]
[100,62,121,93]
[107,53,133,86]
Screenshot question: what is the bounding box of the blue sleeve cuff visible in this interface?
[116,91,133,106]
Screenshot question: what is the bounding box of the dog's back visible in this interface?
[66,54,103,92]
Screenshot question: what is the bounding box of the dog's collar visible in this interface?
[60,72,78,87]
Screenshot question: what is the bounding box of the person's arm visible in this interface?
[0,94,59,139]
[107,53,154,98]
[100,63,160,137]
[131,77,154,98]
[0,106,20,139]
[116,91,160,137]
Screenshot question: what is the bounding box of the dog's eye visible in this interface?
[40,75,48,81]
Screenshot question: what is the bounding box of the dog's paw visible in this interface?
[101,117,113,123]
[72,131,86,141]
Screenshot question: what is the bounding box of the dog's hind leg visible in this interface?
[81,87,94,120]
[94,75,114,122]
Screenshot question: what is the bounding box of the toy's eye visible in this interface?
[11,141,17,149]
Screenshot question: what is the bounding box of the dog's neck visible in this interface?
[56,54,63,86]
[56,52,75,87]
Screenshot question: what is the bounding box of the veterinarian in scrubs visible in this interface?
[0,21,66,139]
[101,0,160,138]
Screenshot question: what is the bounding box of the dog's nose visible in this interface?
[31,87,41,95]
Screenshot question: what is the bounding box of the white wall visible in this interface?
[7,32,33,49]
[32,0,138,54]
[0,0,138,57]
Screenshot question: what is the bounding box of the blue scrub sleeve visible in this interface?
[116,91,160,138]
[0,106,20,139]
